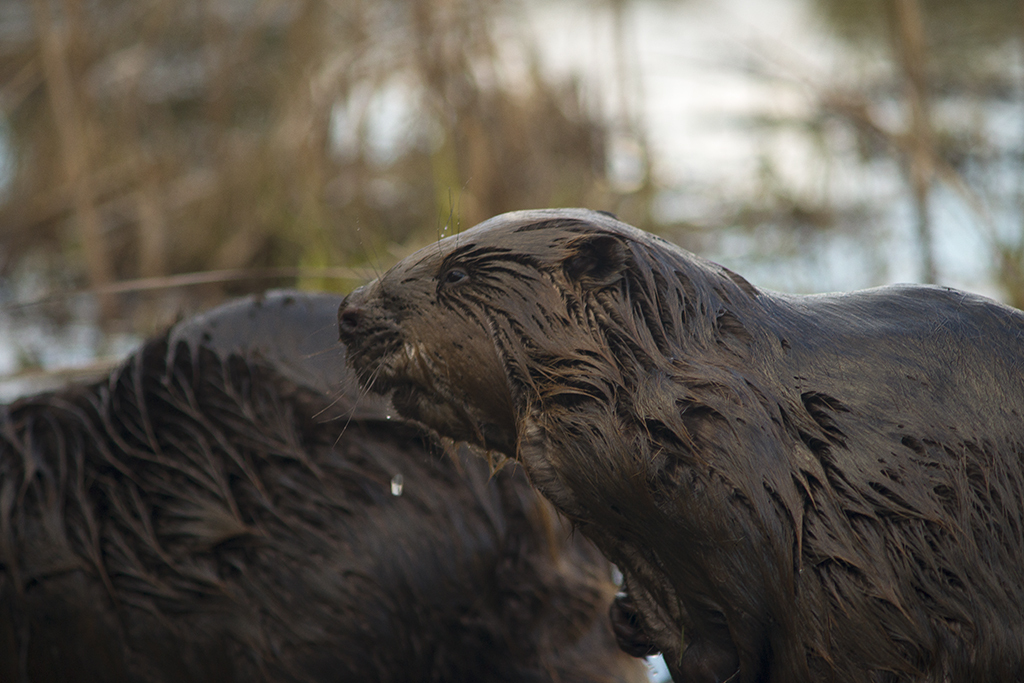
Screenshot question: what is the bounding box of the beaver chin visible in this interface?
[390,383,516,456]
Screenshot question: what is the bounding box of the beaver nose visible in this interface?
[338,304,364,338]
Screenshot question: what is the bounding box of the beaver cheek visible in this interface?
[431,325,517,451]
[519,415,581,515]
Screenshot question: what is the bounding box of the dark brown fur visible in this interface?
[338,209,1024,683]
[0,290,646,683]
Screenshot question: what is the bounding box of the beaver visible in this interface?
[337,208,1024,683]
[0,289,647,683]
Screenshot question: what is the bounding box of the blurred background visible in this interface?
[0,0,1022,395]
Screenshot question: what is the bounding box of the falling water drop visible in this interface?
[390,473,404,496]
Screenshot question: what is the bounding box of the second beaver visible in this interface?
[0,289,647,683]
[338,208,1024,682]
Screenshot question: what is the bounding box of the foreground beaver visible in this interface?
[0,290,646,683]
[337,209,1024,682]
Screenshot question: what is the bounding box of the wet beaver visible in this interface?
[338,208,1024,683]
[0,290,646,683]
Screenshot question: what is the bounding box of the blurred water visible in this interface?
[646,654,671,682]
[527,0,1009,299]
[0,292,140,401]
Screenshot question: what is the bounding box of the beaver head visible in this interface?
[339,208,1024,682]
[338,208,766,501]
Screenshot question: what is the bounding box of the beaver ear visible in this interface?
[563,234,628,287]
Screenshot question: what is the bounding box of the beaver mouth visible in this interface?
[348,338,448,408]
[346,335,414,391]
[348,338,512,452]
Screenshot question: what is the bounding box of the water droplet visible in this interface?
[390,474,404,496]
[385,414,392,420]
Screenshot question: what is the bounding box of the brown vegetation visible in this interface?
[4,0,1024,343]
[0,0,618,328]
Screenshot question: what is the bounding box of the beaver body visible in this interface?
[0,290,645,683]
[338,209,1024,682]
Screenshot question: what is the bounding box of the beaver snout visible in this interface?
[338,287,369,340]
[338,304,364,337]
[337,290,409,389]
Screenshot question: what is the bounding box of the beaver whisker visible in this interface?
[328,338,402,452]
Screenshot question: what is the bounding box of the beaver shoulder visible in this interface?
[339,209,1024,683]
[0,289,646,683]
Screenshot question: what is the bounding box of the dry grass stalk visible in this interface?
[889,0,936,283]
[29,0,117,316]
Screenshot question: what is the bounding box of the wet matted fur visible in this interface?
[338,209,1024,682]
[0,290,646,683]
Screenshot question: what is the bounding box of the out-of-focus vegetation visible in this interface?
[3,0,1024,349]
[753,0,1024,303]
[0,0,635,333]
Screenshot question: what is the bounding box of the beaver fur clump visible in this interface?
[0,290,646,683]
[338,209,1024,682]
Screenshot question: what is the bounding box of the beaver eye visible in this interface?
[442,268,468,285]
